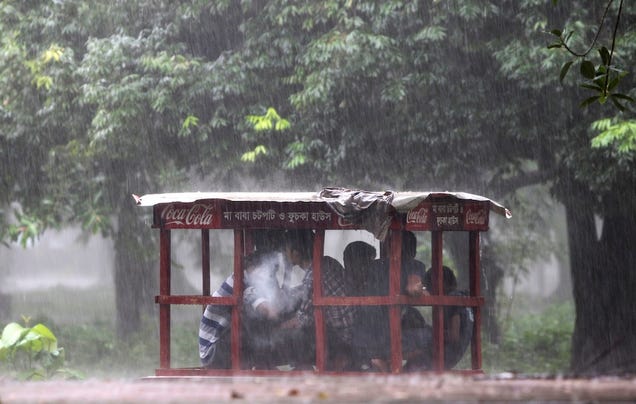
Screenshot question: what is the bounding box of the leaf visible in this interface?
[559,61,573,82]
[550,29,562,37]
[579,95,600,108]
[31,324,58,345]
[1,323,28,348]
[547,43,562,49]
[612,93,635,103]
[240,145,268,162]
[607,77,620,92]
[610,97,626,111]
[598,47,610,66]
[580,60,595,79]
[580,83,602,92]
[182,115,199,129]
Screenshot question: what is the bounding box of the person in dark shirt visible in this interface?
[259,229,354,370]
[352,230,428,371]
[422,266,474,369]
[343,241,377,297]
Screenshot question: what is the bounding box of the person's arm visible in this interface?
[280,269,313,329]
[446,313,461,345]
[244,285,280,320]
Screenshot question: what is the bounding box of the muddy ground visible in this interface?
[2,374,636,403]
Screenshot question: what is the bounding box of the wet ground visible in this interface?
[2,374,636,403]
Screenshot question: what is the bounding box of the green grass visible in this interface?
[483,301,574,374]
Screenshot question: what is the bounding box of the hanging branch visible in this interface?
[548,0,633,110]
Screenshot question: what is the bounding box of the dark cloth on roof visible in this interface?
[319,187,395,240]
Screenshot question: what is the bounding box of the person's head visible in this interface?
[244,251,263,272]
[401,231,417,259]
[423,266,457,294]
[283,229,315,267]
[343,241,377,272]
[252,229,285,253]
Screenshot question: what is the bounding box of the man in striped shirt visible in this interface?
[198,251,284,368]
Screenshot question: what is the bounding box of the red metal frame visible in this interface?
[145,194,497,376]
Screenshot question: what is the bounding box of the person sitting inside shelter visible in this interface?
[343,241,377,297]
[198,251,284,369]
[352,230,428,372]
[421,265,474,369]
[273,229,355,371]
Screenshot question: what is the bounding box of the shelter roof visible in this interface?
[133,188,511,219]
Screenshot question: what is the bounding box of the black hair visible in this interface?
[284,229,315,261]
[423,266,457,294]
[252,229,285,252]
[401,231,417,258]
[343,241,377,267]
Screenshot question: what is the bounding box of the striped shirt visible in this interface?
[198,275,234,367]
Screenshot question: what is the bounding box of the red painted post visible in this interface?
[313,229,326,372]
[431,230,445,371]
[389,230,403,373]
[231,229,244,371]
[469,231,482,370]
[202,229,210,304]
[159,228,171,370]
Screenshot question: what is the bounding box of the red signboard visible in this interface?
[404,200,489,231]
[153,200,362,230]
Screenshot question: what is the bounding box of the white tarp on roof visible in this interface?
[134,188,510,240]
[133,188,511,218]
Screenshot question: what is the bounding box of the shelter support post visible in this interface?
[159,228,171,369]
[231,230,244,371]
[201,229,210,303]
[431,230,445,370]
[313,230,326,372]
[469,231,482,370]
[389,230,403,373]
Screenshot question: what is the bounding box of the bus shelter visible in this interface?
[133,188,511,376]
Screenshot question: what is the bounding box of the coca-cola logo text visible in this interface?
[406,207,429,224]
[465,208,487,225]
[161,203,215,226]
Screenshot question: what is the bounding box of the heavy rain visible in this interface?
[1,1,635,402]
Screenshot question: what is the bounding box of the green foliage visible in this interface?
[246,108,290,132]
[0,320,82,380]
[54,321,157,378]
[591,118,636,153]
[243,108,289,158]
[548,0,634,110]
[485,302,574,374]
[48,315,200,377]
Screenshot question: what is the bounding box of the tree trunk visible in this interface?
[113,200,156,340]
[480,243,504,345]
[564,178,636,375]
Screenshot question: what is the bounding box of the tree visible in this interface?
[492,0,636,374]
[3,0,635,375]
[0,0,248,338]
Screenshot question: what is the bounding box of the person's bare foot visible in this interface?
[370,358,389,372]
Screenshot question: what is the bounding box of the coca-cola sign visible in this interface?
[465,207,487,226]
[406,207,429,225]
[404,200,490,231]
[158,203,217,227]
